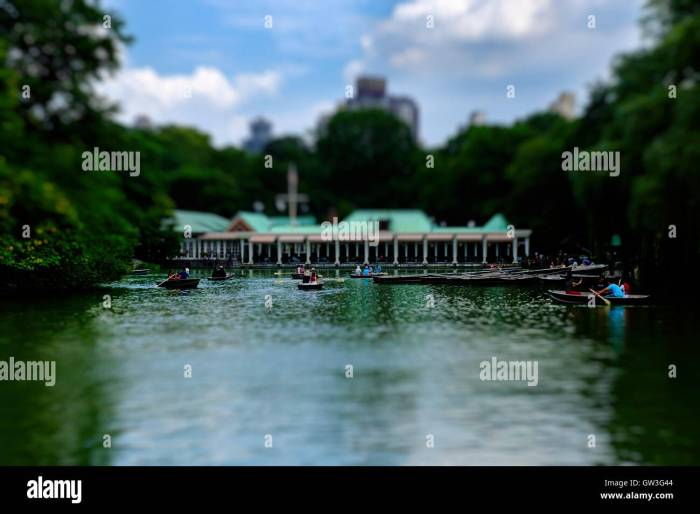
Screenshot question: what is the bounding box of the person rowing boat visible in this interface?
[595,280,625,298]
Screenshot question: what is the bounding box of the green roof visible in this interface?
[236,211,272,232]
[482,213,510,231]
[343,209,433,233]
[234,212,318,232]
[173,210,230,233]
[269,224,324,234]
[268,215,317,227]
[173,209,513,235]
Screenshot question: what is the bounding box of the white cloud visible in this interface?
[342,0,644,144]
[97,64,281,146]
[386,0,552,41]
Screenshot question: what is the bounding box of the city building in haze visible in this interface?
[345,76,420,140]
[548,92,576,120]
[243,117,273,153]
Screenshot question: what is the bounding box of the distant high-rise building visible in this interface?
[548,92,576,120]
[345,76,420,140]
[243,117,272,153]
[468,110,486,126]
[133,114,153,130]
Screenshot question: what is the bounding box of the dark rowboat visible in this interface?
[207,274,232,281]
[298,282,324,290]
[350,272,387,278]
[158,278,200,290]
[131,269,150,275]
[547,289,650,305]
[569,264,607,276]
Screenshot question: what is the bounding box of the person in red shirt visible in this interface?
[310,268,318,283]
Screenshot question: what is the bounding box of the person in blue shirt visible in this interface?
[375,263,382,273]
[597,281,625,298]
[178,267,190,279]
[362,266,370,276]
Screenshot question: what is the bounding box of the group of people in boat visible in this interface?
[354,263,382,276]
[564,267,632,298]
[167,268,190,280]
[295,265,319,283]
[211,265,227,278]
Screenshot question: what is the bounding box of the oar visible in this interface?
[589,288,611,306]
[157,277,171,287]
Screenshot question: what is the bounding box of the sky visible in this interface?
[98,0,646,148]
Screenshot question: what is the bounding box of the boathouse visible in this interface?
[173,209,532,266]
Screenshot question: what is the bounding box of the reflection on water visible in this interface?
[0,271,698,465]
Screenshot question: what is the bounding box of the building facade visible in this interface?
[243,117,273,153]
[174,209,532,266]
[346,76,420,140]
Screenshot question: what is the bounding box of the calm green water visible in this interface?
[0,270,698,465]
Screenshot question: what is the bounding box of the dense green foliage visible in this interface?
[0,0,697,291]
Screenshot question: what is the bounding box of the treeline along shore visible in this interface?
[0,0,698,296]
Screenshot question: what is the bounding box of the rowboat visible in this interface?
[298,282,323,290]
[158,278,200,290]
[350,273,387,278]
[207,274,232,281]
[569,264,607,276]
[547,289,650,305]
[537,273,600,284]
[131,269,150,275]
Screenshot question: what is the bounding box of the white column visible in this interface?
[364,239,369,264]
[525,237,530,257]
[452,238,458,265]
[495,243,499,259]
[512,237,519,263]
[305,238,311,265]
[276,239,282,265]
[422,238,428,265]
[393,238,399,265]
[482,237,488,264]
[335,239,340,266]
[404,243,408,260]
[248,242,254,264]
[239,239,244,263]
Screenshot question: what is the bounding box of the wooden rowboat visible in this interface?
[298,282,324,290]
[350,272,387,278]
[130,269,150,275]
[547,289,650,305]
[158,278,200,290]
[207,274,232,281]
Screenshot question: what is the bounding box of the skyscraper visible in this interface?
[243,117,273,153]
[345,76,420,140]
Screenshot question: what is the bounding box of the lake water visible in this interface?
[1,270,698,465]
